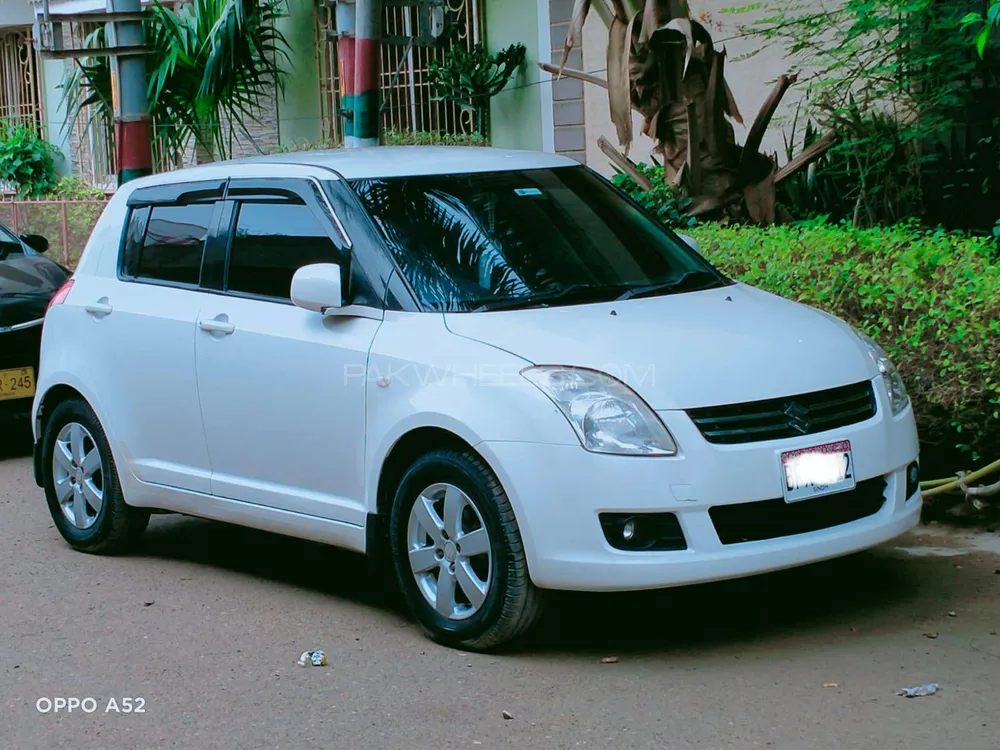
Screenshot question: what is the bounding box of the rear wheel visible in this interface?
[41,399,148,553]
[388,448,543,651]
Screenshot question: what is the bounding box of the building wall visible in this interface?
[0,0,34,27]
[39,57,73,177]
[546,0,586,162]
[485,0,547,152]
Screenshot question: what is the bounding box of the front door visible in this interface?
[194,180,381,525]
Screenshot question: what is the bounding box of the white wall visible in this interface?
[0,0,34,27]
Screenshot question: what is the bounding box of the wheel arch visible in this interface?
[34,383,87,437]
[366,425,495,562]
[32,380,113,488]
[375,427,482,518]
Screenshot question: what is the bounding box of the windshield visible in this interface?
[349,166,729,312]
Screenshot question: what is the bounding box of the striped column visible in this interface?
[338,35,357,149]
[353,0,381,147]
[110,0,152,184]
[336,0,357,149]
[115,117,153,183]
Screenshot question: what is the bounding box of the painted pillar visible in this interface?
[336,1,357,149]
[275,0,323,148]
[108,0,152,184]
[485,0,545,151]
[353,0,381,147]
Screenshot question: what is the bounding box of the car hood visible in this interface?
[0,254,68,328]
[444,283,877,410]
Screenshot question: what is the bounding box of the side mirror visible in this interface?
[20,233,49,253]
[291,263,343,315]
[676,232,700,252]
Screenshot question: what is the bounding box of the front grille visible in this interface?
[686,381,876,445]
[710,477,887,545]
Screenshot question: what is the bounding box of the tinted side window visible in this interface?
[226,202,339,299]
[135,203,215,285]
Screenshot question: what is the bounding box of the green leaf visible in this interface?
[975,27,989,57]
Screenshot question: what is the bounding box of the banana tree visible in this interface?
[549,0,828,224]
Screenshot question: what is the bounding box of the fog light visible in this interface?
[905,461,920,499]
[599,512,686,551]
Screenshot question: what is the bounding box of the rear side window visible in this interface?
[121,203,215,286]
[226,202,339,299]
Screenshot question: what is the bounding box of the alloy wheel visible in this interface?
[406,482,493,620]
[52,422,104,530]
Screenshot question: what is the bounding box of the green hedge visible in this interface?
[690,222,1000,468]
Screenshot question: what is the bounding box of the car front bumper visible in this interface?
[478,380,921,592]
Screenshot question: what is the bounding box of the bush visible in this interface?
[265,140,336,155]
[690,221,1000,469]
[47,176,108,200]
[0,124,59,198]
[382,129,487,147]
[611,163,697,230]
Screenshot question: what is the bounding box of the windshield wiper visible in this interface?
[472,283,627,312]
[614,270,724,301]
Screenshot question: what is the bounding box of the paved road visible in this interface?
[2,444,998,750]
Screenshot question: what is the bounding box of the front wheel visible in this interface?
[388,448,543,651]
[41,399,149,554]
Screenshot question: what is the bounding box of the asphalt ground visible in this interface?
[2,440,998,750]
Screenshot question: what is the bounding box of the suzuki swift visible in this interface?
[33,147,921,650]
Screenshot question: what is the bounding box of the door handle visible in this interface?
[198,316,235,335]
[84,298,113,317]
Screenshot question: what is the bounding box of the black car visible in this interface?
[0,221,70,429]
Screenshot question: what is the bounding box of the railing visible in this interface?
[0,27,42,129]
[317,0,483,145]
[1,197,109,268]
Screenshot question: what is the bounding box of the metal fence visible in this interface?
[317,0,483,145]
[0,26,42,129]
[1,197,109,268]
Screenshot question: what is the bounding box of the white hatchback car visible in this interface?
[33,147,921,649]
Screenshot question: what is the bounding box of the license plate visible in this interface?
[780,439,855,503]
[0,366,36,402]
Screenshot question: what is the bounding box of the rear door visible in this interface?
[193,178,383,524]
[84,180,225,493]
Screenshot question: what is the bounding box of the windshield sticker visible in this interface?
[514,188,543,196]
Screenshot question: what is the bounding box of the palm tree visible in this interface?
[62,0,290,167]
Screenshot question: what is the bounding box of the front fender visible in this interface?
[363,312,579,511]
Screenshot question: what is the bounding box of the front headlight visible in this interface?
[853,328,910,416]
[521,366,678,456]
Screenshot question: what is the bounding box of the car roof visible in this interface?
[120,146,579,192]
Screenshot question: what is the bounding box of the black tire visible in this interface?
[388,447,544,651]
[41,398,149,554]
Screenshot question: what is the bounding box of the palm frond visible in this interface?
[62,0,290,166]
